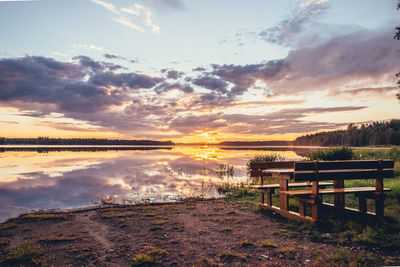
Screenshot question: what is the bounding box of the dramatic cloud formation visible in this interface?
[212,29,399,96]
[0,56,163,114]
[0,24,396,140]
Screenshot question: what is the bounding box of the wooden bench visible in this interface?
[249,161,333,207]
[250,160,394,224]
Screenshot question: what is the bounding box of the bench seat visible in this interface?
[250,182,333,190]
[281,187,391,196]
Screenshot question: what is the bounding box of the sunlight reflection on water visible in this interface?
[0,146,316,222]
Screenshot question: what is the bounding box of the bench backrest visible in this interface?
[250,161,294,177]
[294,160,394,182]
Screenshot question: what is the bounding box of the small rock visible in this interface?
[260,255,270,260]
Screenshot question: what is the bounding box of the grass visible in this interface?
[0,223,17,230]
[240,239,253,247]
[2,243,46,267]
[18,213,71,221]
[194,256,217,267]
[327,248,350,266]
[150,220,168,226]
[132,247,168,266]
[99,211,137,219]
[39,234,80,243]
[277,246,295,257]
[218,251,246,261]
[259,240,277,248]
[132,253,155,267]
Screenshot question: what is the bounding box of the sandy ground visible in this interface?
[0,199,399,266]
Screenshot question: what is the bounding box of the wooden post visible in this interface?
[311,161,320,222]
[280,179,289,211]
[299,201,305,216]
[312,199,319,222]
[375,160,384,217]
[334,179,345,209]
[312,161,319,196]
[266,189,272,206]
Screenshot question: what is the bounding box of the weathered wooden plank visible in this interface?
[258,203,315,224]
[294,169,394,181]
[294,160,394,171]
[250,161,294,170]
[249,181,333,189]
[281,187,391,196]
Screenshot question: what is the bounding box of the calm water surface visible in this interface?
[0,146,319,222]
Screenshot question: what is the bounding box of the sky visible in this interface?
[0,0,399,143]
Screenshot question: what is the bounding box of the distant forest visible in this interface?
[294,119,400,146]
[0,137,174,146]
[219,141,292,146]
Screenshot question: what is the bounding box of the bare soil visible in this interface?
[0,199,399,266]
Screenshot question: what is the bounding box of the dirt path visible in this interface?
[0,199,399,266]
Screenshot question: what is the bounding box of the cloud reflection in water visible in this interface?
[0,146,306,222]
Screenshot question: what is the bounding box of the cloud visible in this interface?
[0,56,163,114]
[192,76,229,93]
[103,53,127,60]
[90,0,160,33]
[300,0,329,8]
[0,26,395,139]
[73,44,104,51]
[258,1,329,46]
[169,106,365,135]
[147,0,185,10]
[90,0,118,13]
[154,82,194,94]
[111,16,145,32]
[212,29,399,96]
[161,69,184,79]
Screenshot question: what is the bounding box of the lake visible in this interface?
[0,146,320,222]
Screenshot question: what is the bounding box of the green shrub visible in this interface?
[246,153,285,171]
[306,147,354,161]
[3,243,46,266]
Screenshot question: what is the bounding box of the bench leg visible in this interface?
[280,180,289,211]
[299,201,305,217]
[259,191,264,204]
[359,196,367,213]
[266,189,272,206]
[375,194,384,217]
[334,180,345,209]
[311,198,320,222]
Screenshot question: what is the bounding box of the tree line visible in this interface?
[294,119,400,146]
[0,137,174,146]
